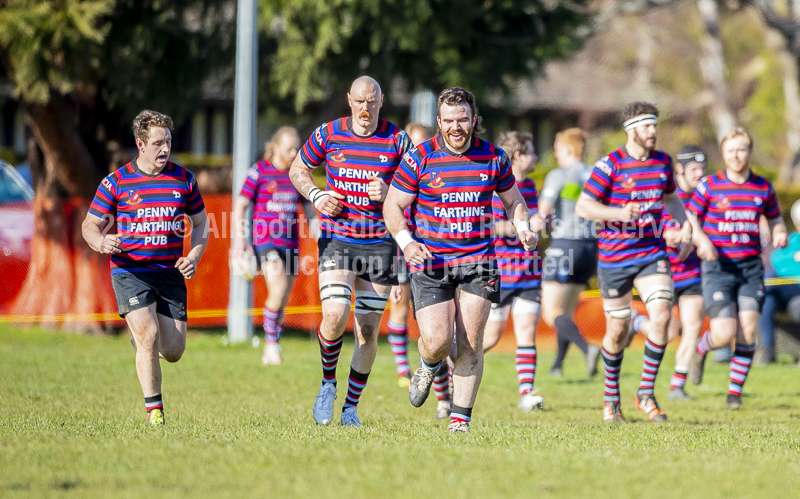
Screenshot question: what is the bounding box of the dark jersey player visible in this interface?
[82,110,209,426]
[384,87,536,434]
[575,101,692,423]
[289,76,412,427]
[688,128,787,409]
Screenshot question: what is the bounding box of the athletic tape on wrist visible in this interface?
[515,221,530,234]
[395,230,415,251]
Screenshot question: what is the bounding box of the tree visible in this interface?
[0,0,235,332]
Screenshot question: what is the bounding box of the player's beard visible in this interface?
[444,128,472,150]
[634,129,656,152]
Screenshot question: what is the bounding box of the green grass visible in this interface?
[2,324,800,498]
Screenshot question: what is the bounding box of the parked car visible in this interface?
[0,161,34,310]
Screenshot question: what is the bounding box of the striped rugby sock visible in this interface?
[387,321,410,377]
[433,363,451,401]
[145,394,163,413]
[671,366,688,390]
[602,348,624,403]
[263,308,279,344]
[318,328,343,385]
[638,339,666,397]
[342,368,370,410]
[696,330,716,356]
[515,347,537,395]
[728,343,756,396]
[450,405,472,425]
[632,314,648,334]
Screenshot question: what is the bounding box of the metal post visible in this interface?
[228,0,257,343]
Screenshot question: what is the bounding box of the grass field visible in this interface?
[2,324,800,498]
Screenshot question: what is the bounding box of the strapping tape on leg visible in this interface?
[512,297,541,316]
[604,305,632,320]
[320,282,352,305]
[488,303,510,322]
[354,290,389,314]
[707,302,736,319]
[643,287,673,305]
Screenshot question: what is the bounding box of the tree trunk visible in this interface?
[697,0,737,142]
[9,96,116,334]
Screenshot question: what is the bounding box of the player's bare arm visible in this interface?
[383,185,431,266]
[231,196,253,256]
[768,215,789,248]
[497,184,537,251]
[688,213,717,261]
[82,212,122,255]
[575,192,640,222]
[289,154,344,217]
[176,209,209,279]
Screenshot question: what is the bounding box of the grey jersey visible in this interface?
[540,161,596,241]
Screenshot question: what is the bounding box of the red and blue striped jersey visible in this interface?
[391,135,516,271]
[663,188,701,287]
[239,160,302,251]
[582,147,676,268]
[299,117,411,243]
[688,170,780,261]
[88,160,205,275]
[492,177,541,289]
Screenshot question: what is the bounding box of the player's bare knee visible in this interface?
[161,343,185,363]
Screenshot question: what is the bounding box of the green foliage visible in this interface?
[259,0,591,112]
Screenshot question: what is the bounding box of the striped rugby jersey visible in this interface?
[492,177,541,289]
[391,135,515,271]
[663,188,701,287]
[88,159,205,274]
[688,170,780,262]
[300,117,411,243]
[239,160,302,251]
[582,147,676,268]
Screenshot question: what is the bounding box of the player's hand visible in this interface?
[618,202,640,222]
[314,191,346,217]
[519,230,538,251]
[99,234,123,254]
[229,238,252,259]
[175,256,198,279]
[367,176,389,202]
[529,215,545,234]
[773,231,788,249]
[664,227,681,248]
[696,240,718,261]
[403,241,432,267]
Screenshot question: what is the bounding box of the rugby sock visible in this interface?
[433,363,451,401]
[671,366,688,390]
[696,330,716,356]
[638,339,666,397]
[632,314,648,334]
[728,343,756,396]
[450,405,472,425]
[263,308,280,344]
[515,346,537,395]
[342,368,370,410]
[552,337,570,370]
[318,328,343,385]
[602,348,624,403]
[420,357,442,372]
[144,394,163,413]
[447,360,454,397]
[554,315,588,354]
[387,321,410,377]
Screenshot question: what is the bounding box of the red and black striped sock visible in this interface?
[318,328,343,386]
[342,368,370,410]
[144,394,163,413]
[433,363,450,401]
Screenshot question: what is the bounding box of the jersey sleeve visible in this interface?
[494,150,514,193]
[527,181,539,216]
[299,122,330,168]
[664,156,676,195]
[395,129,413,156]
[88,173,118,219]
[540,169,565,205]
[186,173,205,216]
[687,178,710,222]
[582,157,614,203]
[764,181,781,220]
[239,163,261,201]
[391,149,422,194]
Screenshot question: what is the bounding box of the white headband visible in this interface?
[623,114,657,131]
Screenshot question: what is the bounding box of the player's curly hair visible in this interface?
[498,131,534,159]
[133,110,174,144]
[437,87,484,134]
[621,101,659,125]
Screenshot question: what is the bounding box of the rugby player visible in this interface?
[537,128,600,378]
[289,76,412,427]
[232,126,317,366]
[687,128,787,409]
[629,146,708,400]
[575,102,692,423]
[384,87,536,433]
[82,110,209,425]
[482,131,545,411]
